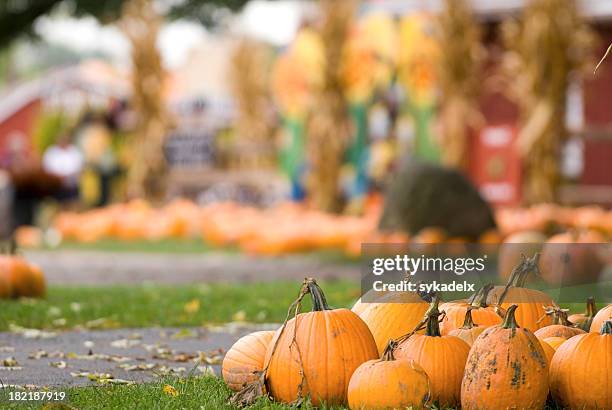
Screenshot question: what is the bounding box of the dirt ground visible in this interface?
[24,250,360,285]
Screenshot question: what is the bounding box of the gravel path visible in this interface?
[0,324,276,388]
[24,250,360,286]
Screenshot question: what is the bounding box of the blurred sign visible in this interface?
[470,125,521,206]
[163,130,215,168]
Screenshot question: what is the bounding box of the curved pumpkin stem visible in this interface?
[305,278,330,311]
[601,320,612,335]
[584,296,597,318]
[460,309,479,329]
[381,340,398,361]
[424,296,442,337]
[469,283,494,308]
[501,304,520,329]
[497,254,540,306]
[541,304,572,326]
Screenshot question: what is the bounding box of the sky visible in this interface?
[33,0,310,70]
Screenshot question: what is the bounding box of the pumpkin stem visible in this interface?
[601,320,612,335]
[497,254,540,306]
[470,283,494,308]
[460,309,479,329]
[542,304,572,326]
[501,305,520,329]
[381,340,398,361]
[424,296,442,337]
[304,278,330,311]
[584,297,597,318]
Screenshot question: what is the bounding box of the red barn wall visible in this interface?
[0,100,41,159]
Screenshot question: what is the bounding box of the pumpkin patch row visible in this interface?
[222,277,611,409]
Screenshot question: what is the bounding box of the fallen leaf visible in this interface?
[0,346,15,353]
[69,303,82,312]
[9,324,57,339]
[50,361,67,369]
[170,329,196,340]
[232,310,247,322]
[28,350,48,360]
[47,306,61,317]
[52,318,67,327]
[162,384,179,397]
[2,357,18,367]
[110,338,141,349]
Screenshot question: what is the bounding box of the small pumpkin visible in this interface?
[439,284,501,335]
[534,305,585,339]
[543,336,567,350]
[550,320,611,409]
[222,330,275,392]
[448,309,486,347]
[354,290,429,354]
[347,342,431,410]
[461,305,549,410]
[0,255,46,298]
[568,296,598,331]
[487,254,553,331]
[265,278,378,406]
[395,297,470,408]
[589,304,612,333]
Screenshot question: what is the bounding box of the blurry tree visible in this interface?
[502,0,594,204]
[306,0,354,213]
[436,0,483,170]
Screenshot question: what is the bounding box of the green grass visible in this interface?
[0,281,361,331]
[46,238,219,254]
[0,376,348,409]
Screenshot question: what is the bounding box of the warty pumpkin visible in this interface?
[550,320,611,409]
[222,330,275,392]
[568,296,598,331]
[264,278,378,406]
[487,254,553,331]
[448,309,486,347]
[395,297,470,408]
[354,290,429,354]
[534,305,585,339]
[543,336,567,350]
[461,305,549,410]
[439,284,501,335]
[589,304,611,333]
[347,341,431,410]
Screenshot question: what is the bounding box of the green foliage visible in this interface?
[31,110,71,154]
[0,0,251,49]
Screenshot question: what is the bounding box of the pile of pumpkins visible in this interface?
[222,278,611,409]
[0,253,46,299]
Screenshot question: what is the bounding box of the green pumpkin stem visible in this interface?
[585,297,597,318]
[305,278,330,311]
[424,296,442,337]
[601,320,612,335]
[501,305,520,329]
[461,309,478,329]
[470,283,494,308]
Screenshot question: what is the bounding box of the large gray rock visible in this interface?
[379,158,496,239]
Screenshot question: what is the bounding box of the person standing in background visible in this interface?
[42,133,84,207]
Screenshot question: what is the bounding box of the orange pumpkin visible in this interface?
[534,306,586,339]
[590,304,612,333]
[395,297,470,408]
[347,342,431,410]
[543,336,567,350]
[222,330,275,392]
[448,309,486,347]
[550,320,611,409]
[439,284,501,335]
[497,230,546,281]
[0,268,13,298]
[265,279,378,406]
[568,296,598,332]
[540,230,605,286]
[461,305,549,410]
[0,256,46,298]
[538,338,556,365]
[354,291,429,354]
[487,254,553,332]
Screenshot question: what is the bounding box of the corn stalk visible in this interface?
[121,0,171,201]
[502,0,594,204]
[228,38,275,168]
[436,0,483,170]
[306,0,354,213]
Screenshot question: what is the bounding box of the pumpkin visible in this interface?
[534,305,586,339]
[461,305,549,410]
[347,342,431,410]
[354,290,429,354]
[550,320,611,409]
[590,304,612,333]
[568,296,598,332]
[538,338,556,366]
[265,278,378,406]
[543,336,567,350]
[0,268,13,298]
[0,256,46,298]
[395,297,470,408]
[448,309,486,347]
[222,330,275,392]
[439,284,501,335]
[487,254,553,331]
[539,230,605,286]
[497,230,546,281]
